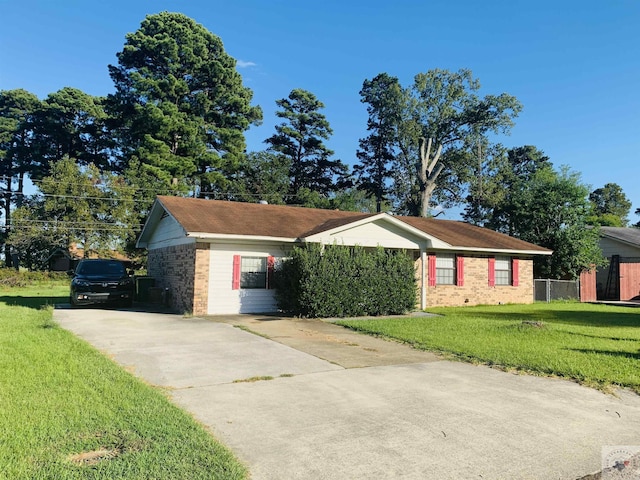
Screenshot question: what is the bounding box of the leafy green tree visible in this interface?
[265,88,350,206]
[0,89,42,266]
[108,11,262,195]
[463,145,551,233]
[400,69,522,216]
[354,73,402,212]
[634,208,640,229]
[353,69,519,216]
[587,183,631,227]
[9,157,137,269]
[230,151,290,204]
[506,165,602,279]
[329,188,382,213]
[31,87,112,178]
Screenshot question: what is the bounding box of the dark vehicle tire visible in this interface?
[122,298,134,308]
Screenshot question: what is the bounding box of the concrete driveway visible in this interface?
[54,307,640,480]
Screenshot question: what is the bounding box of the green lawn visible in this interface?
[0,282,247,480]
[337,302,640,393]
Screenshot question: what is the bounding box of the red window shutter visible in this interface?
[488,257,495,287]
[267,256,275,289]
[428,253,436,287]
[232,255,241,290]
[456,256,464,287]
[512,258,519,287]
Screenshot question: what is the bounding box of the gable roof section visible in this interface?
[141,196,376,242]
[600,227,640,248]
[399,216,550,253]
[138,196,551,254]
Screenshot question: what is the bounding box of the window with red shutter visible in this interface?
[456,256,464,286]
[428,253,436,287]
[232,255,241,290]
[512,258,519,287]
[267,256,275,289]
[488,257,496,287]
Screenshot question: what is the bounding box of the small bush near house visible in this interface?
[274,244,416,318]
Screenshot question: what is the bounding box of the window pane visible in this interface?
[240,257,267,289]
[436,269,454,285]
[241,257,266,272]
[495,257,510,270]
[436,253,455,285]
[241,272,267,289]
[495,270,510,285]
[495,256,511,285]
[436,254,454,268]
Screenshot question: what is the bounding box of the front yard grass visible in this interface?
[0,283,247,479]
[336,302,640,393]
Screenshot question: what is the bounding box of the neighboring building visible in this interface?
[590,227,640,301]
[46,247,81,272]
[45,245,135,272]
[136,196,552,315]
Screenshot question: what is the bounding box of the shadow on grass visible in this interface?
[434,306,640,329]
[0,295,68,310]
[562,331,640,342]
[570,348,640,360]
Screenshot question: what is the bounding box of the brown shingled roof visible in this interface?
[398,216,551,253]
[153,196,550,253]
[157,196,376,239]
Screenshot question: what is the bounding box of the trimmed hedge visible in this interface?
[274,244,416,318]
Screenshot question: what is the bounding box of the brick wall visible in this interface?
[147,242,210,314]
[414,254,534,307]
[193,242,210,314]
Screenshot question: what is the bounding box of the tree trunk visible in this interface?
[417,138,443,217]
[4,188,12,268]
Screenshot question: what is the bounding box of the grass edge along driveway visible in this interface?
[0,283,247,480]
[337,302,640,394]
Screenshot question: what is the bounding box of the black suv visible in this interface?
[70,259,135,307]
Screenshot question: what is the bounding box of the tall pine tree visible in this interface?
[354,73,401,212]
[265,89,349,206]
[108,12,262,198]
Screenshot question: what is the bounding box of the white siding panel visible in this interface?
[600,237,640,258]
[207,243,286,314]
[147,215,191,249]
[320,220,423,249]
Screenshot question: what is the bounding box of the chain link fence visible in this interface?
[534,279,580,302]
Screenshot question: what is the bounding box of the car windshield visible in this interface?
[77,261,125,276]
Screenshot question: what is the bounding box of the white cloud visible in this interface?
[236,60,257,68]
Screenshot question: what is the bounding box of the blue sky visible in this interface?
[2,0,639,220]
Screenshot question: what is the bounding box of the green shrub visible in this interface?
[274,244,416,318]
[0,268,69,287]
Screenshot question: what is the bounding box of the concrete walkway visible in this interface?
[54,307,640,480]
[209,313,441,368]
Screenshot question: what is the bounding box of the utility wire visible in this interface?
[1,176,303,198]
[0,190,297,202]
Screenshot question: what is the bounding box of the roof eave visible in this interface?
[600,233,640,249]
[186,232,299,244]
[136,198,187,248]
[451,246,553,256]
